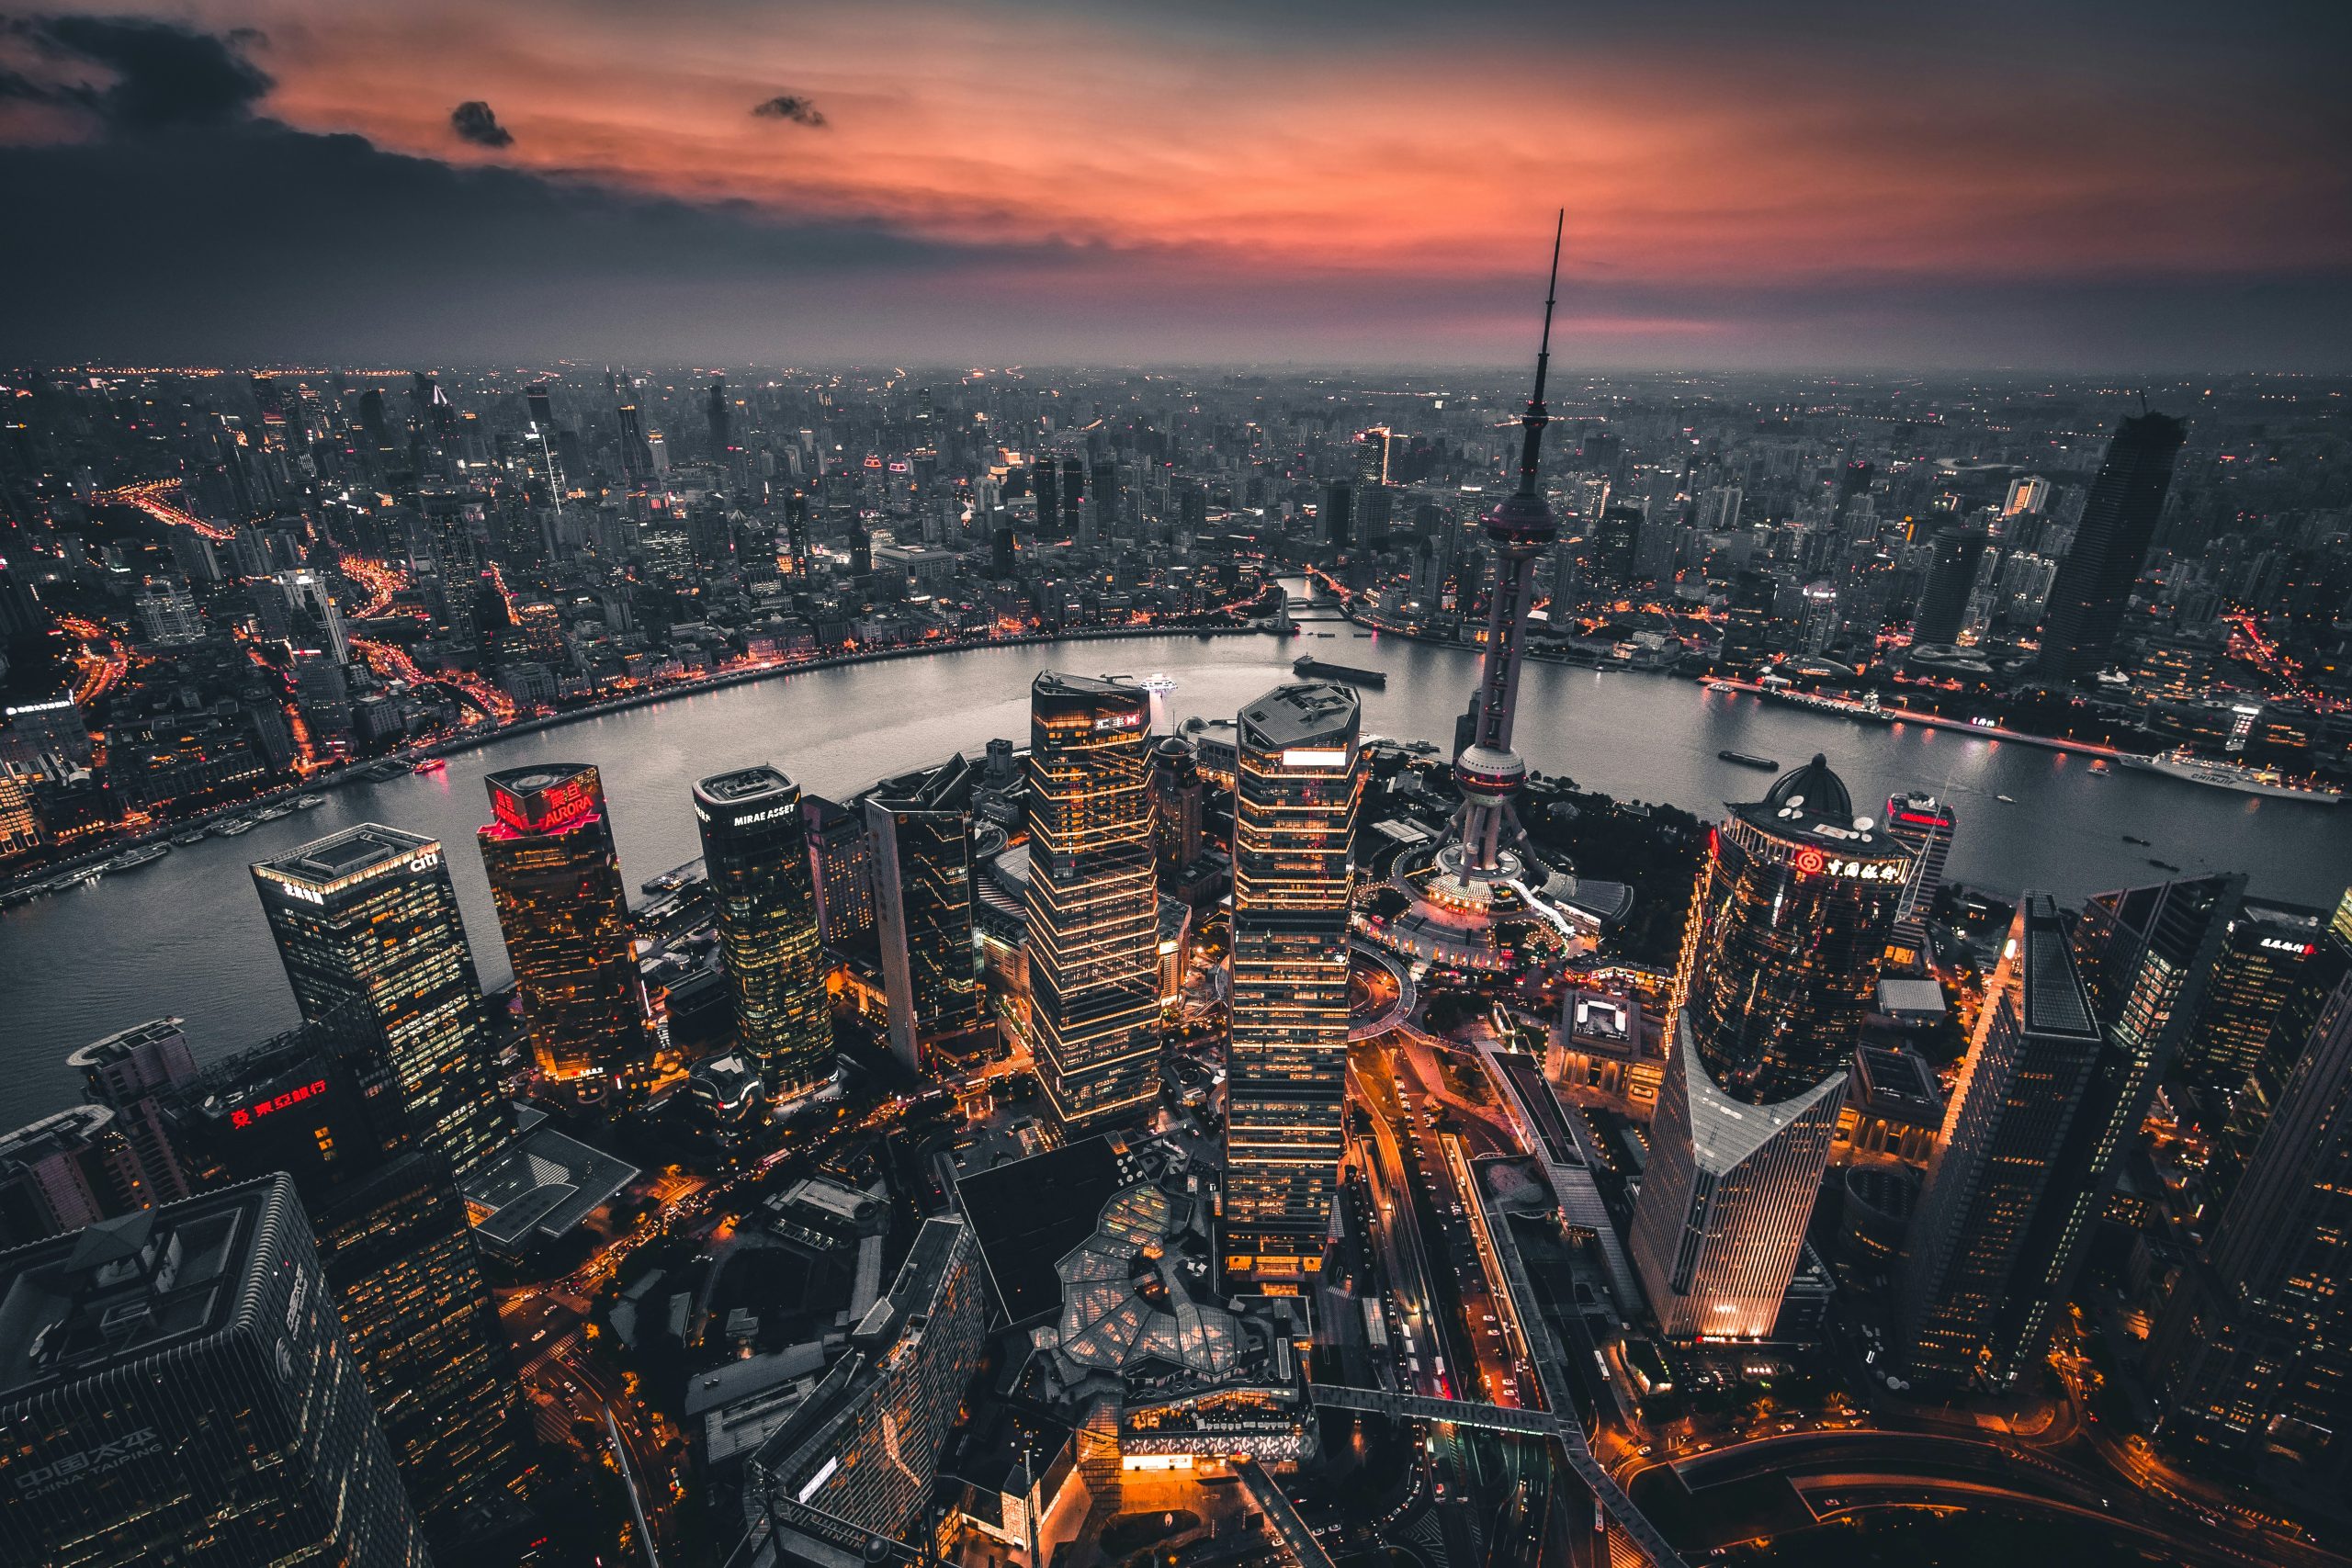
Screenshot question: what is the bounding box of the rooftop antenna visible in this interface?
[1514,209,1566,500]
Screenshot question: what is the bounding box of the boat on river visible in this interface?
[2119,749,2342,806]
[1292,655,1388,688]
[1717,750,1780,770]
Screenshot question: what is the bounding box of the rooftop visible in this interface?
[461,1123,638,1253]
[694,764,797,807]
[956,1134,1141,1324]
[254,822,435,888]
[0,1179,285,1405]
[1238,681,1360,752]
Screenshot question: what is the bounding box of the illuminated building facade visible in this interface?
[1895,895,2104,1387]
[1881,792,1955,954]
[0,1178,430,1568]
[254,823,511,1178]
[750,1217,989,1557]
[2150,893,2352,1483]
[1023,672,1161,1129]
[2176,895,2334,1091]
[476,764,652,1102]
[1223,682,1363,1282]
[866,755,988,1072]
[174,1018,531,1545]
[1986,874,2236,1381]
[804,792,880,952]
[1680,755,1910,1103]
[694,766,833,1096]
[1628,1018,1845,1340]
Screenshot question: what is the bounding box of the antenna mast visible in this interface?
[1515,209,1566,498]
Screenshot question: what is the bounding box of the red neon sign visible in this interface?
[230,1078,328,1129]
[1793,848,1826,876]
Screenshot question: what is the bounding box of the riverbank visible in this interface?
[1,617,1266,898]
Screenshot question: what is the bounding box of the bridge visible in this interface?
[1232,1455,1340,1568]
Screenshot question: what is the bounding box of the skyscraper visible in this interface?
[172,1017,531,1546]
[804,793,880,953]
[1023,671,1161,1129]
[477,764,652,1104]
[254,824,510,1178]
[0,1178,431,1568]
[1895,895,2105,1387]
[1679,756,1911,1102]
[749,1216,989,1560]
[2036,410,2188,682]
[1628,1019,1845,1340]
[2149,893,2352,1483]
[1223,682,1363,1283]
[1145,734,1204,888]
[694,767,834,1097]
[2175,895,2335,1091]
[1973,874,2235,1382]
[866,756,987,1072]
[1912,524,1985,646]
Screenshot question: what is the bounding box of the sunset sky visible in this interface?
[3,1,2347,367]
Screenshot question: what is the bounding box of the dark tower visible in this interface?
[2036,411,2187,681]
[1913,525,1985,646]
[695,767,833,1098]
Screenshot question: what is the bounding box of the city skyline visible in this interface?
[3,4,2349,367]
[3,26,2350,1556]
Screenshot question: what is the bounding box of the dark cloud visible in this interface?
[6,14,272,130]
[750,93,827,128]
[448,99,513,147]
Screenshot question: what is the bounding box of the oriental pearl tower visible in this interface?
[1394,214,1589,964]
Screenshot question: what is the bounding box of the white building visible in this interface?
[1629,1017,1845,1340]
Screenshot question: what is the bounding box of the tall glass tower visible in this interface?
[2036,410,2188,682]
[254,822,511,1178]
[694,766,833,1097]
[476,764,651,1104]
[1023,671,1160,1129]
[0,1177,431,1568]
[866,756,986,1073]
[1223,682,1363,1283]
[1679,755,1911,1103]
[1895,894,2105,1387]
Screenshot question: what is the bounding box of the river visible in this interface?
[5,613,2347,1128]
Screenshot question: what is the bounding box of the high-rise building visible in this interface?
[1060,456,1086,542]
[1323,480,1354,550]
[254,824,510,1178]
[804,793,880,953]
[0,1177,431,1568]
[2176,895,2335,1091]
[1912,525,1985,646]
[477,765,652,1104]
[1592,504,1645,592]
[866,756,987,1072]
[1628,1019,1846,1340]
[1679,756,1911,1103]
[1023,672,1161,1129]
[1895,895,2105,1387]
[1882,792,1957,953]
[1967,874,2235,1382]
[1145,735,1204,887]
[2036,411,2188,682]
[1223,682,1363,1283]
[749,1215,989,1559]
[66,1017,200,1206]
[173,1017,531,1545]
[694,767,834,1097]
[2149,893,2352,1483]
[0,1105,147,1248]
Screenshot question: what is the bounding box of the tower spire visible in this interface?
[1515,209,1565,499]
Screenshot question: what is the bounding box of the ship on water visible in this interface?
[2119,749,2343,806]
[1292,654,1387,688]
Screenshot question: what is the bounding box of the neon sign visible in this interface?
[230,1078,328,1129]
[1793,848,1826,875]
